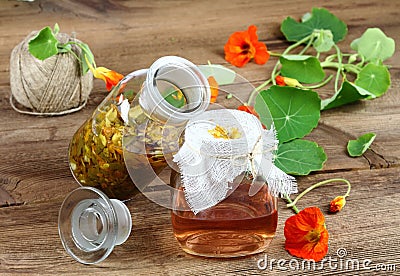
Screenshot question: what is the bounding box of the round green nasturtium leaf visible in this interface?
[351,28,395,63]
[321,81,375,110]
[355,63,391,98]
[347,133,376,157]
[256,86,321,143]
[28,26,59,60]
[281,7,347,43]
[275,139,327,175]
[280,55,325,84]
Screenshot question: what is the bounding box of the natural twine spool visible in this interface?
[9,31,93,116]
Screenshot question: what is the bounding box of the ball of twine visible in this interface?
[9,31,93,116]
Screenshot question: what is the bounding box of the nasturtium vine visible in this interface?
[249,8,395,175]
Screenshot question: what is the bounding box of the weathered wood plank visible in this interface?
[0,167,399,275]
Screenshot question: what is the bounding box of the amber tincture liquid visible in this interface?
[171,177,277,257]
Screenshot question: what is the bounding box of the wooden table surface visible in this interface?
[0,0,399,275]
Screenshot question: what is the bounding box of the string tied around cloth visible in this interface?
[173,109,297,214]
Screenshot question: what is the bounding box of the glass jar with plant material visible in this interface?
[170,109,297,257]
[69,56,211,201]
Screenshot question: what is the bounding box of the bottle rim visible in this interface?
[140,56,211,124]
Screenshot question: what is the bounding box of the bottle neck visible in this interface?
[139,56,210,125]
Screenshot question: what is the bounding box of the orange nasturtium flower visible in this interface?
[329,196,346,213]
[276,75,286,86]
[284,207,329,262]
[224,25,270,67]
[275,75,302,87]
[85,56,124,91]
[208,76,219,103]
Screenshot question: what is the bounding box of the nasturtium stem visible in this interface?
[320,61,337,68]
[324,53,354,64]
[271,64,279,86]
[333,44,343,93]
[325,54,337,62]
[304,75,333,89]
[356,55,365,68]
[268,51,282,57]
[299,34,315,55]
[343,64,362,74]
[61,46,80,61]
[284,194,300,214]
[343,179,351,198]
[285,33,316,54]
[247,78,272,105]
[61,41,81,49]
[321,62,361,75]
[286,178,351,208]
[62,41,95,66]
[255,78,272,92]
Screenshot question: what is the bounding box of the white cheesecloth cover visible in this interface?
[173,109,297,214]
